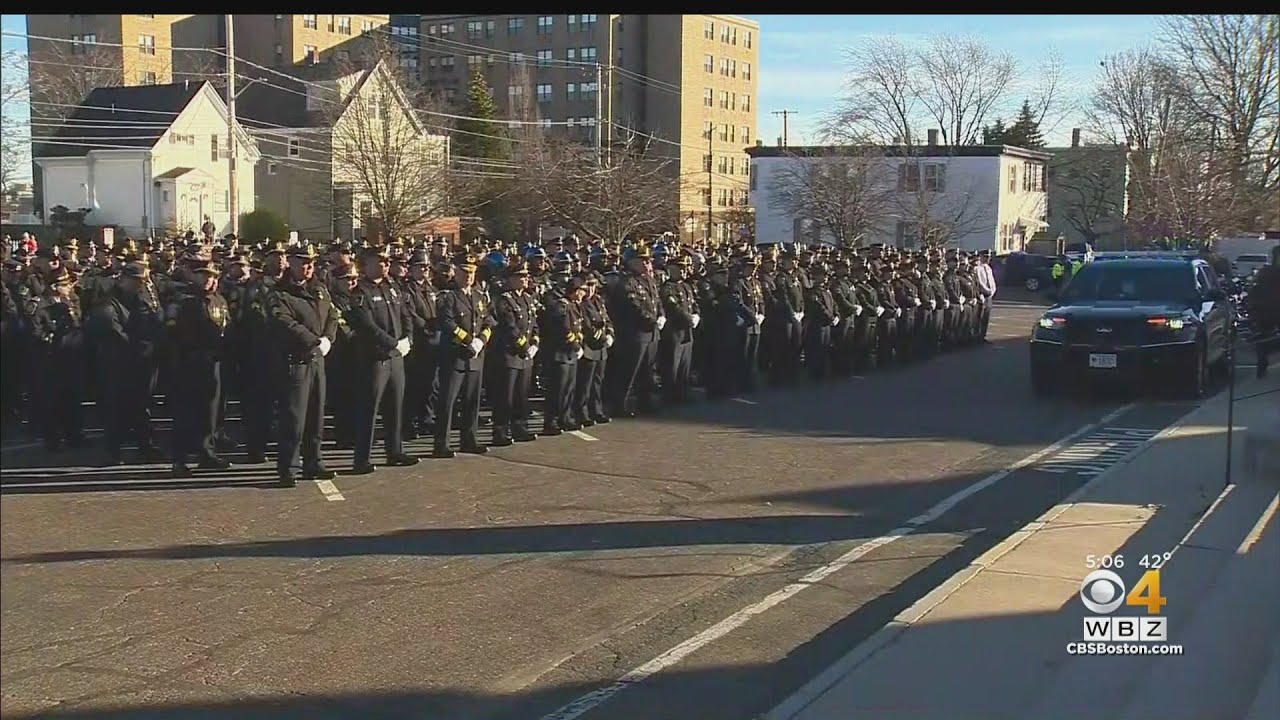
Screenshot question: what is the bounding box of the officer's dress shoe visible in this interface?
[579,419,596,428]
[198,455,232,471]
[432,448,456,459]
[591,415,611,424]
[350,463,377,475]
[386,454,419,467]
[491,435,514,447]
[513,431,537,442]
[301,467,337,481]
[278,472,298,488]
[245,450,267,464]
[541,426,563,437]
[170,463,193,479]
[460,444,489,455]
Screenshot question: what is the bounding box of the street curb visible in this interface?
[762,394,1221,720]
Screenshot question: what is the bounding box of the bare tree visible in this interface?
[1159,14,1279,233]
[1,50,29,194]
[1049,144,1129,246]
[518,133,677,245]
[893,156,1002,249]
[767,148,896,248]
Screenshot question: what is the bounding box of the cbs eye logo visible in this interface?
[1079,569,1167,614]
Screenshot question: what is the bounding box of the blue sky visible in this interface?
[747,14,1164,147]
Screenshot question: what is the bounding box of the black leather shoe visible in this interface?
[301,467,337,481]
[198,456,232,471]
[460,444,489,455]
[278,473,298,488]
[350,463,377,475]
[579,419,596,428]
[564,422,582,432]
[246,451,267,464]
[491,436,514,447]
[541,427,563,437]
[138,444,166,462]
[513,432,537,442]
[432,448,456,459]
[386,454,419,467]
[171,464,192,478]
[592,415,611,424]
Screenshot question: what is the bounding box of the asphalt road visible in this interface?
[0,299,1213,719]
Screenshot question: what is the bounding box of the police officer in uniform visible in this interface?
[402,251,440,440]
[730,253,766,391]
[170,260,232,477]
[347,245,419,474]
[575,272,612,426]
[269,245,339,486]
[606,246,664,417]
[770,249,806,384]
[31,267,86,450]
[435,253,494,457]
[489,260,539,446]
[803,263,839,380]
[543,274,587,434]
[658,254,699,404]
[241,242,287,463]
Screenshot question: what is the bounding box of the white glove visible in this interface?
[469,337,484,356]
[831,316,840,326]
[895,307,903,317]
[755,313,765,325]
[527,344,539,360]
[913,298,922,307]
[875,306,885,317]
[573,348,585,361]
[854,304,863,316]
[605,334,614,348]
[944,299,952,309]
[736,315,746,327]
[656,315,667,331]
[429,331,442,345]
[792,312,803,324]
[959,295,967,304]
[929,300,937,309]
[318,337,332,356]
[395,338,411,357]
[691,313,701,328]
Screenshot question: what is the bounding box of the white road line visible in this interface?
[537,403,1136,720]
[315,479,345,502]
[0,441,45,453]
[731,397,758,405]
[569,430,598,442]
[1236,491,1279,555]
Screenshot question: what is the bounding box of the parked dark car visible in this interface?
[1029,256,1233,399]
[995,252,1057,292]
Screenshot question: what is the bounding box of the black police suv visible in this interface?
[1029,254,1234,399]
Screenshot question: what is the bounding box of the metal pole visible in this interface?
[226,14,238,237]
[1225,317,1236,487]
[706,130,713,243]
[772,109,798,148]
[594,62,603,166]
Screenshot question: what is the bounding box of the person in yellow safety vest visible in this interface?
[1052,255,1068,288]
[1070,257,1084,276]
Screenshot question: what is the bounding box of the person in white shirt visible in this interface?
[974,250,997,342]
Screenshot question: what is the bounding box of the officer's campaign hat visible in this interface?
[456,253,480,272]
[121,262,148,279]
[289,244,319,260]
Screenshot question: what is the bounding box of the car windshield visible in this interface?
[1060,264,1195,303]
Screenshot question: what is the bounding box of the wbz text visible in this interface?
[1067,617,1185,655]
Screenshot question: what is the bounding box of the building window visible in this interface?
[580,81,597,101]
[900,162,922,192]
[745,30,753,49]
[741,126,750,144]
[468,53,483,67]
[720,25,731,43]
[567,48,576,62]
[303,44,318,62]
[536,83,552,103]
[741,158,750,176]
[924,163,946,192]
[361,20,374,34]
[288,138,301,157]
[719,124,728,141]
[729,125,736,142]
[139,71,157,85]
[718,156,729,173]
[509,51,525,64]
[743,63,753,82]
[1009,164,1018,193]
[508,85,524,101]
[703,88,713,107]
[538,118,552,129]
[731,92,738,110]
[444,88,457,102]
[441,56,455,71]
[704,54,714,73]
[399,56,418,72]
[703,154,712,172]
[719,58,728,76]
[428,57,437,68]
[302,14,318,29]
[701,188,712,206]
[718,188,729,206]
[580,47,597,63]
[536,49,552,67]
[467,20,483,39]
[567,82,577,101]
[580,14,597,31]
[210,134,220,162]
[337,16,351,35]
[138,34,156,55]
[730,27,738,45]
[729,60,737,78]
[508,17,524,34]
[537,15,553,34]
[704,121,714,139]
[440,23,455,35]
[704,20,715,39]
[742,93,751,112]
[718,90,729,109]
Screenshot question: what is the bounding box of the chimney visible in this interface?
[1071,128,1081,147]
[777,136,783,147]
[927,129,939,146]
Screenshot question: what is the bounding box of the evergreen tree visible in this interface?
[453,69,507,160]
[982,118,1009,145]
[1005,100,1045,149]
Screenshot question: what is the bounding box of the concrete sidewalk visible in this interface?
[767,373,1280,720]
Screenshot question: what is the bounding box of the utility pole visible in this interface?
[772,109,798,148]
[226,14,238,237]
[706,130,713,243]
[594,62,603,166]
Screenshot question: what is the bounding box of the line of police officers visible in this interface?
[1,233,998,487]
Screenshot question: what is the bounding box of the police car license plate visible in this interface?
[1088,353,1118,369]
